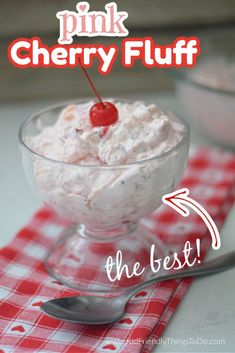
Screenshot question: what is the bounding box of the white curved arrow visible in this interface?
[162,188,221,250]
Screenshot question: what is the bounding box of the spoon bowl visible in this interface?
[41,295,126,324]
[41,251,235,324]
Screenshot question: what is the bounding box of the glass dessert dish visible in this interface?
[171,28,235,148]
[19,98,189,293]
[172,62,235,148]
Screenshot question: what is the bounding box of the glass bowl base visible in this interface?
[44,223,166,294]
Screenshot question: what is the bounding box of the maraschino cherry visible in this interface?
[79,60,118,127]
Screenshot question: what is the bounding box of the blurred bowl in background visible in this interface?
[172,66,235,148]
[171,28,235,148]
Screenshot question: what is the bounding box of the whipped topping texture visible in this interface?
[29,101,188,227]
[30,101,185,166]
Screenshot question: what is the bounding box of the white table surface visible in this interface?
[0,93,235,352]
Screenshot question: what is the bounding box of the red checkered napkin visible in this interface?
[0,147,235,353]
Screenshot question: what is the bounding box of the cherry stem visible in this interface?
[78,58,104,107]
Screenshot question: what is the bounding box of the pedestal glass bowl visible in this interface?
[19,99,189,293]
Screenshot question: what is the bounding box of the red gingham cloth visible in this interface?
[0,147,235,353]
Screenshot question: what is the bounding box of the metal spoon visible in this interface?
[41,251,235,324]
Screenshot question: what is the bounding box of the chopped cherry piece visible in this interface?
[100,126,110,138]
[90,102,118,127]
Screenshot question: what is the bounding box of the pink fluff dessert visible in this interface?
[28,100,188,227]
[174,56,235,147]
[189,57,235,92]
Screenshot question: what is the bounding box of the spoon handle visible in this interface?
[127,251,235,298]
